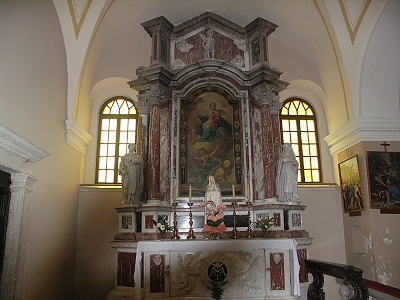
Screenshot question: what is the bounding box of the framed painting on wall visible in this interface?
[366,151,400,209]
[338,155,366,213]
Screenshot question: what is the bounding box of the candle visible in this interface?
[173,186,176,202]
[247,184,251,201]
[232,184,235,200]
[189,185,192,203]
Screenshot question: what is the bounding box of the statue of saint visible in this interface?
[200,29,215,59]
[276,143,300,203]
[119,143,144,206]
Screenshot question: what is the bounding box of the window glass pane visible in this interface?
[308,132,316,143]
[121,119,128,129]
[98,170,106,182]
[99,144,108,156]
[301,132,309,143]
[290,132,298,143]
[302,145,310,156]
[120,133,128,143]
[120,102,129,114]
[312,170,320,181]
[100,131,109,143]
[282,132,291,142]
[102,119,110,130]
[109,119,117,130]
[103,106,111,114]
[289,120,297,131]
[311,157,319,168]
[300,120,307,131]
[128,132,136,143]
[120,144,128,156]
[129,106,137,114]
[281,120,289,131]
[107,157,115,168]
[304,170,312,182]
[110,101,119,114]
[297,103,306,115]
[310,144,317,156]
[99,157,107,169]
[303,157,311,169]
[128,119,137,130]
[109,131,117,143]
[108,144,116,156]
[106,170,114,183]
[307,120,315,131]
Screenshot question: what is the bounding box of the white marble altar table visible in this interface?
[134,238,300,299]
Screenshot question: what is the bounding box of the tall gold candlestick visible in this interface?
[231,201,239,239]
[246,201,252,238]
[187,202,196,239]
[171,202,180,240]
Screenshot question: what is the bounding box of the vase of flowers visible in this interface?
[253,217,274,238]
[200,201,227,239]
[152,218,172,240]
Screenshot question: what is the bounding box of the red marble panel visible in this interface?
[297,249,308,283]
[273,213,281,227]
[150,254,165,293]
[270,252,285,290]
[117,252,136,287]
[261,104,275,198]
[149,105,161,200]
[174,30,243,66]
[145,215,154,229]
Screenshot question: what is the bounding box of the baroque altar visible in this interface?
[108,12,313,300]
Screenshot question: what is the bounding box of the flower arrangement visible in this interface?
[152,218,172,239]
[200,201,227,238]
[253,216,274,238]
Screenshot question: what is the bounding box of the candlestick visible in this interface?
[171,202,180,240]
[232,184,235,200]
[187,202,196,239]
[231,201,239,239]
[246,201,252,238]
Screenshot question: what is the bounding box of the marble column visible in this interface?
[254,90,281,199]
[146,90,165,201]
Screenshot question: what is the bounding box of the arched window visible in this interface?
[280,98,322,183]
[96,97,138,183]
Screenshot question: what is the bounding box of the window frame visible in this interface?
[95,96,138,184]
[279,98,322,183]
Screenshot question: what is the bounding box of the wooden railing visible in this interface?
[304,259,369,300]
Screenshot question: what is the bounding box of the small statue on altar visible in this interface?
[119,143,144,205]
[205,175,222,206]
[276,143,299,203]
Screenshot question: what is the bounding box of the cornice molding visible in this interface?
[0,124,48,163]
[324,117,400,156]
[65,120,93,154]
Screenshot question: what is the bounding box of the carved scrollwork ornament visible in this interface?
[146,90,167,105]
[253,90,275,106]
[269,100,283,115]
[136,94,150,115]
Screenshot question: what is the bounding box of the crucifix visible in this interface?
[381,141,391,152]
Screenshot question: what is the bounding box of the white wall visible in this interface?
[0,1,82,299]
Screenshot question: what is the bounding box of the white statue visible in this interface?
[276,143,299,203]
[205,175,222,206]
[118,143,144,205]
[200,29,215,59]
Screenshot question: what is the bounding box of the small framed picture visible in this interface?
[338,155,366,212]
[366,151,400,209]
[120,213,135,233]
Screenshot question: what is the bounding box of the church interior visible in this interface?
[0,1,399,300]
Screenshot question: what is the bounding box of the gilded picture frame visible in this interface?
[179,86,243,196]
[338,155,366,213]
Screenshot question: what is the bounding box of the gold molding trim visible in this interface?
[67,0,93,39]
[339,0,371,45]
